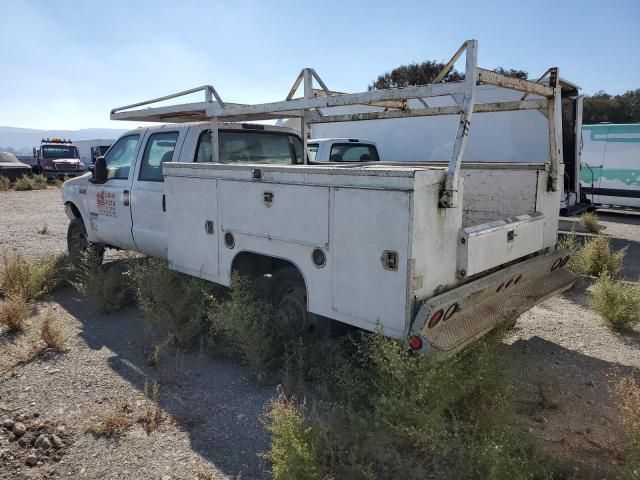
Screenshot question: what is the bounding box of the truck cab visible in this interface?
[61,122,302,260]
[307,138,380,163]
[34,138,87,178]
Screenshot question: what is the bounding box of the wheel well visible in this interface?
[65,202,82,221]
[231,251,305,285]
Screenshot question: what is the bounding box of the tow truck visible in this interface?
[33,138,87,179]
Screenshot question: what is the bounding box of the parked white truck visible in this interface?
[307,138,379,163]
[61,40,575,356]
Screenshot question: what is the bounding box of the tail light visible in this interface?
[409,335,423,350]
[428,308,444,329]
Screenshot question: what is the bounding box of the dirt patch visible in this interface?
[505,280,640,476]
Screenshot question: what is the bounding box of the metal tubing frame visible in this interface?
[109,39,561,206]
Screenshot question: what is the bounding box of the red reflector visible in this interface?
[409,336,422,350]
[428,309,444,329]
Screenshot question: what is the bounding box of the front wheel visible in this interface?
[271,266,331,342]
[67,217,104,267]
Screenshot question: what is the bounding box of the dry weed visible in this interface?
[580,211,600,233]
[88,399,134,439]
[0,176,11,191]
[0,293,30,333]
[137,381,166,434]
[40,310,68,352]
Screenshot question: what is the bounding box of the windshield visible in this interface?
[42,145,78,159]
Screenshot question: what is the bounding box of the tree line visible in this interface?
[369,61,639,124]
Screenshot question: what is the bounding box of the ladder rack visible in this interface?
[110,40,561,208]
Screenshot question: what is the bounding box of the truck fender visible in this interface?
[64,201,82,221]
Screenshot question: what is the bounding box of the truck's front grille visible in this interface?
[55,164,76,171]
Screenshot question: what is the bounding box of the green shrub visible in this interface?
[589,274,640,330]
[263,332,567,480]
[128,257,220,348]
[74,256,134,314]
[263,394,320,480]
[31,174,48,189]
[11,174,48,191]
[579,211,600,233]
[208,274,282,374]
[0,250,69,301]
[560,233,626,278]
[13,175,33,191]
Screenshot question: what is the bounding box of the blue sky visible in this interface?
[1,0,639,130]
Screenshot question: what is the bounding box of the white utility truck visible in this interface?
[61,40,575,356]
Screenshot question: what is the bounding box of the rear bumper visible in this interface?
[409,248,576,357]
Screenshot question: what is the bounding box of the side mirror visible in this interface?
[92,156,107,183]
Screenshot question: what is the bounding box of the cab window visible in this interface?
[139,132,179,182]
[104,134,140,180]
[195,130,302,164]
[329,144,379,162]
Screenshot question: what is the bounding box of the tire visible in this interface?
[67,217,104,266]
[271,266,331,342]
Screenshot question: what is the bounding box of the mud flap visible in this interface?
[410,249,576,357]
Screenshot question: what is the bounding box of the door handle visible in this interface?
[162,194,166,212]
[123,190,130,206]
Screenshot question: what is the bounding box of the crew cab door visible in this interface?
[85,133,141,250]
[130,129,185,259]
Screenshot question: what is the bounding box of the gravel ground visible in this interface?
[0,189,69,259]
[1,189,274,479]
[1,188,639,479]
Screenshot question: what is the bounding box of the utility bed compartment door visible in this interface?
[458,212,544,277]
[220,181,329,245]
[166,176,220,281]
[332,188,410,334]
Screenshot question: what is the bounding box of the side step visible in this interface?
[410,248,576,357]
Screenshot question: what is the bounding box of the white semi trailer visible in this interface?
[61,40,575,357]
[73,139,115,167]
[581,123,640,208]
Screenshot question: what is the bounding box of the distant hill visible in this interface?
[0,126,128,154]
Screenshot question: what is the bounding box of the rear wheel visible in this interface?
[67,217,104,266]
[271,266,331,342]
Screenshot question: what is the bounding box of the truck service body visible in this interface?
[61,40,576,356]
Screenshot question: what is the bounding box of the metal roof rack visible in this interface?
[110,40,561,208]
